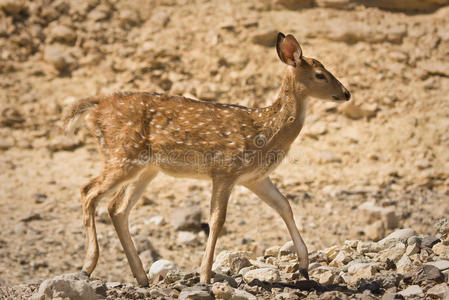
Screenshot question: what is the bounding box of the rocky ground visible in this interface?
[1,0,449,299]
[2,225,449,299]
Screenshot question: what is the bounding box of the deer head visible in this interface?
[276,32,351,102]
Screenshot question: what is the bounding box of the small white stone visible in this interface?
[148,259,176,282]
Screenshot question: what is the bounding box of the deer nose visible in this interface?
[344,90,351,101]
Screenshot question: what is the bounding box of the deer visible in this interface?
[63,32,350,287]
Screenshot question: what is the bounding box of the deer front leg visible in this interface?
[245,177,309,279]
[199,176,234,284]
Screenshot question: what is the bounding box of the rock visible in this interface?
[407,236,422,246]
[146,215,164,226]
[251,29,278,47]
[0,0,26,15]
[433,243,449,256]
[233,289,257,300]
[435,218,449,237]
[88,4,111,22]
[278,262,299,273]
[31,273,98,300]
[421,237,441,249]
[408,265,445,283]
[148,259,176,282]
[276,0,314,10]
[358,202,400,230]
[376,242,406,263]
[406,243,420,256]
[212,273,238,288]
[211,282,234,299]
[349,264,378,283]
[213,251,253,275]
[179,285,212,300]
[238,266,255,276]
[48,25,77,45]
[357,242,382,254]
[44,45,77,73]
[264,245,281,257]
[318,270,341,285]
[243,268,281,283]
[169,206,202,231]
[177,231,198,245]
[364,220,385,241]
[329,250,352,267]
[279,241,295,256]
[275,292,301,300]
[88,279,107,298]
[427,260,449,271]
[398,285,424,298]
[119,9,141,27]
[378,229,417,247]
[396,254,413,274]
[427,283,449,298]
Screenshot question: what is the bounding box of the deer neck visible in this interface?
[265,69,307,148]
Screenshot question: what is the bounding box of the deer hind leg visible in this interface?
[107,167,158,287]
[245,177,309,279]
[80,165,141,276]
[200,176,235,284]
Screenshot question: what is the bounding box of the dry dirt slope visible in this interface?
[0,0,449,294]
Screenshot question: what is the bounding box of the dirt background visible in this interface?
[1,0,449,287]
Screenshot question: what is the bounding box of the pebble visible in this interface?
[31,273,98,300]
[177,231,198,245]
[148,259,176,282]
[211,282,234,299]
[179,285,212,300]
[421,237,441,249]
[243,268,281,283]
[398,285,424,298]
[405,243,420,256]
[146,215,164,226]
[279,241,295,256]
[375,242,406,263]
[432,242,449,256]
[396,254,413,274]
[169,206,202,231]
[265,245,281,257]
[426,283,449,298]
[378,229,417,247]
[426,260,449,271]
[213,251,253,275]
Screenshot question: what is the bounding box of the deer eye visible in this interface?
[315,73,325,80]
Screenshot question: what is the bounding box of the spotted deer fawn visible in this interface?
[64,33,350,286]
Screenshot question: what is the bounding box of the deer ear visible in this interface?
[276,33,302,67]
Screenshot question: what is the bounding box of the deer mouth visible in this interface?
[332,95,342,101]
